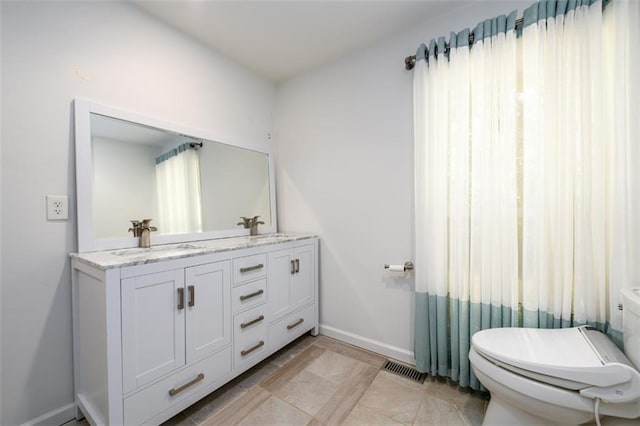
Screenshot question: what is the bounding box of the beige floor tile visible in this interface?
[357,371,427,424]
[274,369,338,416]
[162,411,197,426]
[413,397,469,426]
[313,363,382,425]
[421,379,487,426]
[182,381,248,424]
[237,395,312,426]
[261,345,326,393]
[305,350,360,385]
[342,404,405,426]
[312,336,387,368]
[202,386,271,425]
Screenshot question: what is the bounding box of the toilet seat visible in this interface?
[469,346,640,423]
[472,326,640,403]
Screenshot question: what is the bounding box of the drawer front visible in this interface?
[268,304,316,352]
[124,347,231,426]
[232,278,267,313]
[233,254,267,285]
[233,304,268,369]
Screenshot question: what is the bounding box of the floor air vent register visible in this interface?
[382,360,428,384]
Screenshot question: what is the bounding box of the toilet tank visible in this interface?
[622,287,640,369]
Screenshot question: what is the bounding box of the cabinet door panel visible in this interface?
[122,270,185,393]
[291,245,314,310]
[185,261,231,364]
[267,249,293,320]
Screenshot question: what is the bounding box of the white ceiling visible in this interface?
[132,1,455,82]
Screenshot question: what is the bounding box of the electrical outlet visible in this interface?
[46,195,68,220]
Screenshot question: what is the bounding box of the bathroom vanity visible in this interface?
[70,99,317,425]
[70,233,318,425]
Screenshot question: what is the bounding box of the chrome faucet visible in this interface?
[129,219,157,247]
[237,216,265,236]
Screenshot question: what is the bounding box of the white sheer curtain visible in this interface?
[156,145,203,235]
[414,0,639,387]
[414,13,519,389]
[603,0,640,335]
[521,0,639,340]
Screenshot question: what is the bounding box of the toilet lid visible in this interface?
[471,327,636,390]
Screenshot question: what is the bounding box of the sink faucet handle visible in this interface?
[129,220,142,237]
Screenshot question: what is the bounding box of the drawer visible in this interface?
[233,304,268,369]
[268,304,316,352]
[124,347,231,426]
[232,278,267,313]
[233,253,267,285]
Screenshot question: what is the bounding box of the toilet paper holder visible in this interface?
[384,261,414,272]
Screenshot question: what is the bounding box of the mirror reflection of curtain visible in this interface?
[155,144,203,234]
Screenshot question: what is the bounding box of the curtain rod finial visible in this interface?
[405,55,416,70]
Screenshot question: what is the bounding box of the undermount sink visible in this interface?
[110,243,202,256]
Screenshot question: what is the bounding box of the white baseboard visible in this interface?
[20,403,75,426]
[319,324,415,365]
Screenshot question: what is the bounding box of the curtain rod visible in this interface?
[404,17,524,70]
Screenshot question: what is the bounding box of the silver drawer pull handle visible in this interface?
[290,260,296,275]
[168,373,204,396]
[177,288,185,310]
[240,263,264,273]
[240,289,264,301]
[295,259,300,273]
[188,285,195,307]
[287,318,304,330]
[241,340,265,356]
[240,315,265,329]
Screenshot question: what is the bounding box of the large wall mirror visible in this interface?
[74,99,277,252]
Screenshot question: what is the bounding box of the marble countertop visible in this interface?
[70,233,317,270]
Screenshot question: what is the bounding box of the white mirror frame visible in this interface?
[74,98,278,252]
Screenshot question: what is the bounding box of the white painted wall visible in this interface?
[274,1,529,362]
[0,2,274,424]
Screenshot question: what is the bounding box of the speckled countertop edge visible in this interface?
[70,233,318,270]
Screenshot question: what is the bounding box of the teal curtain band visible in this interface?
[449,32,457,49]
[496,15,505,35]
[483,19,491,40]
[548,0,557,18]
[539,1,548,21]
[524,2,539,27]
[457,28,470,47]
[474,21,484,41]
[416,44,427,62]
[557,1,568,17]
[414,292,431,372]
[507,10,517,31]
[428,39,437,60]
[568,0,577,12]
[156,142,192,165]
[437,36,447,58]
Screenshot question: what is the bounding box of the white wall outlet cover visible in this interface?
[46,195,69,220]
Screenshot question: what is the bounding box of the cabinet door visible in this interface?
[122,270,185,393]
[291,244,315,310]
[268,249,294,320]
[185,260,231,364]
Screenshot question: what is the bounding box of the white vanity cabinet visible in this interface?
[71,235,318,426]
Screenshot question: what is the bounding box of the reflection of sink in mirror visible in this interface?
[110,243,202,256]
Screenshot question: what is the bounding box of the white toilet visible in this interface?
[469,288,640,425]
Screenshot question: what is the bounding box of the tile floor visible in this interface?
[66,334,488,425]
